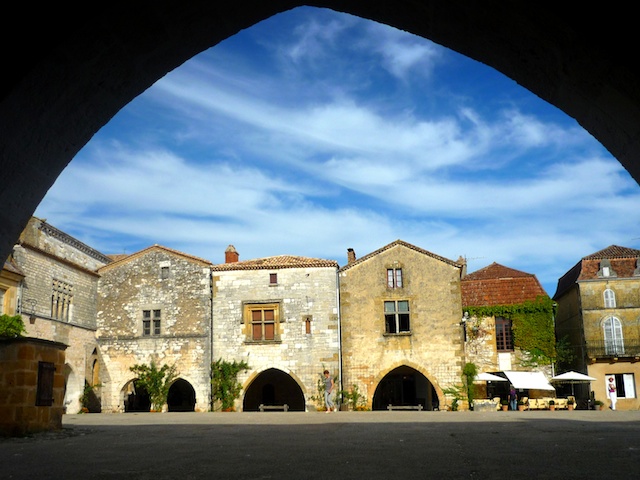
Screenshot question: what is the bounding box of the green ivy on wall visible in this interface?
[465,296,556,366]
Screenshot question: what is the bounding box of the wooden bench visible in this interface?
[387,404,423,411]
[258,404,289,412]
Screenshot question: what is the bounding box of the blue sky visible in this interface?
[35,6,640,297]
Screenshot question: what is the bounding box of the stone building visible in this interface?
[460,262,554,400]
[10,217,111,413]
[211,246,340,412]
[96,245,213,412]
[338,240,464,411]
[554,245,640,410]
[1,258,24,317]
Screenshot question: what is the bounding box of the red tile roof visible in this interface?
[212,255,339,271]
[461,262,548,307]
[553,245,640,299]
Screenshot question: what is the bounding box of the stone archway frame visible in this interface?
[369,360,445,411]
[242,366,308,396]
[242,366,308,411]
[1,3,640,269]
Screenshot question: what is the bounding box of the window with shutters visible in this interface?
[495,317,514,351]
[244,302,281,342]
[604,288,616,308]
[36,361,56,406]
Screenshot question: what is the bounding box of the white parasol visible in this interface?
[551,371,596,395]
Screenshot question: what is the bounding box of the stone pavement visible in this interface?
[1,410,639,479]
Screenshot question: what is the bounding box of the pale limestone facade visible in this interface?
[554,246,640,410]
[339,240,464,411]
[11,217,110,413]
[96,245,213,412]
[212,249,340,411]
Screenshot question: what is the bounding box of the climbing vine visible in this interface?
[466,296,556,366]
[210,358,250,411]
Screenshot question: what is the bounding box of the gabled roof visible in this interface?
[582,245,640,260]
[212,255,338,271]
[553,245,640,300]
[2,258,25,277]
[461,262,547,308]
[338,239,461,273]
[98,244,212,272]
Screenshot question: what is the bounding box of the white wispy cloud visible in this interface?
[34,7,640,297]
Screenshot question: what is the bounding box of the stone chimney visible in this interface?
[225,245,239,263]
[347,248,356,265]
[457,256,467,278]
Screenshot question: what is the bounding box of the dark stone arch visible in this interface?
[1,2,639,263]
[372,365,438,411]
[167,378,196,412]
[243,368,305,411]
[123,379,151,413]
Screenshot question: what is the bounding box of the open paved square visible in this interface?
[2,410,639,479]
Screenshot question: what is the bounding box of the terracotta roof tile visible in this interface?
[212,255,339,271]
[553,245,640,299]
[461,262,547,307]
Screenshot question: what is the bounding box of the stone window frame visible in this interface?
[383,299,411,335]
[386,267,403,289]
[142,307,162,336]
[51,278,73,322]
[269,273,278,286]
[242,301,282,343]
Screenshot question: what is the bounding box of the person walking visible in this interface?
[607,376,617,410]
[508,385,518,411]
[323,370,337,413]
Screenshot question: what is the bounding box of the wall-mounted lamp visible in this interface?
[25,298,37,324]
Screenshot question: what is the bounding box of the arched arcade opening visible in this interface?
[372,365,439,411]
[167,379,196,412]
[243,368,305,412]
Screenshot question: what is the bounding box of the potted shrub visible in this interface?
[548,399,556,411]
[517,399,526,411]
[500,399,509,411]
[594,399,605,410]
[567,399,575,411]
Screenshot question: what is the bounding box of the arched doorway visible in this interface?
[167,379,196,412]
[123,379,151,412]
[243,368,305,411]
[372,366,438,411]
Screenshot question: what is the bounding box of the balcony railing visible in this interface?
[585,340,640,359]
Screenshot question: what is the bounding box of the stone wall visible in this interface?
[339,242,464,409]
[212,265,339,411]
[0,338,67,436]
[96,246,213,412]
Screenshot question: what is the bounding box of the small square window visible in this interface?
[161,266,170,279]
[269,273,278,285]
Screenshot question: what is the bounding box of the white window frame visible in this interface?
[604,288,616,308]
[603,316,624,355]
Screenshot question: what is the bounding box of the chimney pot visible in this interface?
[225,245,239,263]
